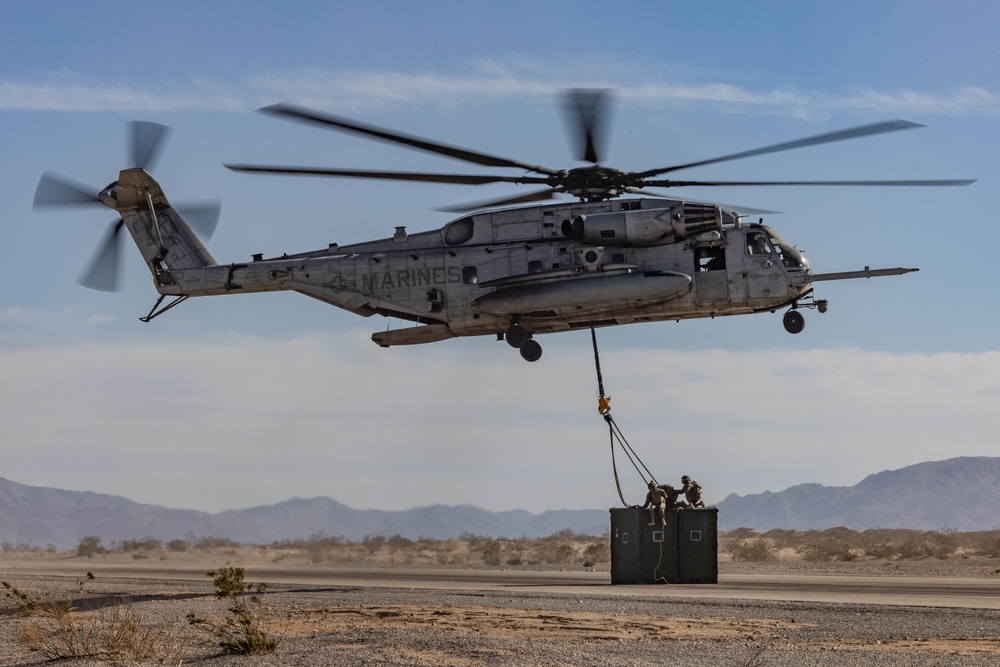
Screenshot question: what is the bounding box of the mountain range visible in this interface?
[2,457,997,549]
[714,456,1000,532]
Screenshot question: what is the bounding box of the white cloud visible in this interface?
[2,306,117,345]
[1,60,997,118]
[2,332,997,514]
[0,80,244,112]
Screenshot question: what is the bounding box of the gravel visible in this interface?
[2,573,998,666]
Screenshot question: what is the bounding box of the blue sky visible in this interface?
[1,2,998,517]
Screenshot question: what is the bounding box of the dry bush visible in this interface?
[2,542,51,554]
[76,536,105,558]
[192,535,239,550]
[723,526,979,562]
[725,538,776,562]
[18,600,184,664]
[796,537,857,562]
[974,534,1000,557]
[2,580,74,616]
[187,566,280,655]
[121,537,163,552]
[271,533,348,564]
[166,539,188,552]
[896,531,958,560]
[481,539,504,566]
[736,635,776,667]
[582,537,611,566]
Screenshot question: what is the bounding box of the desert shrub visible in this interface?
[2,581,53,615]
[122,538,162,553]
[582,539,610,565]
[797,538,855,562]
[724,528,762,540]
[167,539,189,552]
[187,567,279,655]
[726,538,776,563]
[362,535,386,554]
[537,540,575,565]
[481,539,503,566]
[974,536,1000,558]
[385,535,413,552]
[18,599,183,663]
[864,542,899,560]
[76,537,105,558]
[191,536,238,550]
[897,538,930,560]
[927,531,958,560]
[295,534,346,563]
[893,532,957,560]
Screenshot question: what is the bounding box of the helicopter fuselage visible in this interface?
[135,182,841,358]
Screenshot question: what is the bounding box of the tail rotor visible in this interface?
[34,122,219,292]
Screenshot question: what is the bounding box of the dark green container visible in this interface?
[609,507,718,584]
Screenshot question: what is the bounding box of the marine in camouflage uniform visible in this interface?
[681,475,706,508]
[642,481,668,526]
[658,484,687,510]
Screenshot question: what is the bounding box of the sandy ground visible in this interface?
[3,550,1000,665]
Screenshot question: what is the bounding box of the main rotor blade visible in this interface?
[79,220,124,291]
[225,164,551,186]
[259,104,561,176]
[129,121,170,170]
[436,188,563,213]
[33,172,103,208]
[635,120,926,179]
[564,89,611,164]
[641,178,978,188]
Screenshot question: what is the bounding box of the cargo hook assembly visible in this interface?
[590,327,657,507]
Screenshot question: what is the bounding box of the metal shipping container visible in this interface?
[609,507,718,584]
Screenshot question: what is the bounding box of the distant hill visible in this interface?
[4,457,1000,549]
[716,457,1000,531]
[0,477,607,550]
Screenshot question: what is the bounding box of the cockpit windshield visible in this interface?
[761,225,806,269]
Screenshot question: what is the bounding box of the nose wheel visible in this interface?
[783,309,805,334]
[504,322,543,362]
[782,295,829,334]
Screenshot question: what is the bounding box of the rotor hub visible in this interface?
[557,166,634,201]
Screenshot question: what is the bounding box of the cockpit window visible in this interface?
[761,226,805,269]
[745,230,773,255]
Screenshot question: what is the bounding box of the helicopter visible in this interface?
[34,90,974,362]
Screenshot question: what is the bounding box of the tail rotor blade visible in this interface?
[177,201,222,240]
[79,220,124,291]
[129,121,170,170]
[33,172,103,209]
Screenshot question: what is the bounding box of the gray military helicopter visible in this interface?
[34,91,974,361]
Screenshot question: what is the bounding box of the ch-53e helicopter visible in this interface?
[35,90,974,362]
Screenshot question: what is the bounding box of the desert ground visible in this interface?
[2,530,1000,666]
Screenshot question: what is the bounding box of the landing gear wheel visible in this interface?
[519,339,542,362]
[783,309,805,334]
[505,323,530,348]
